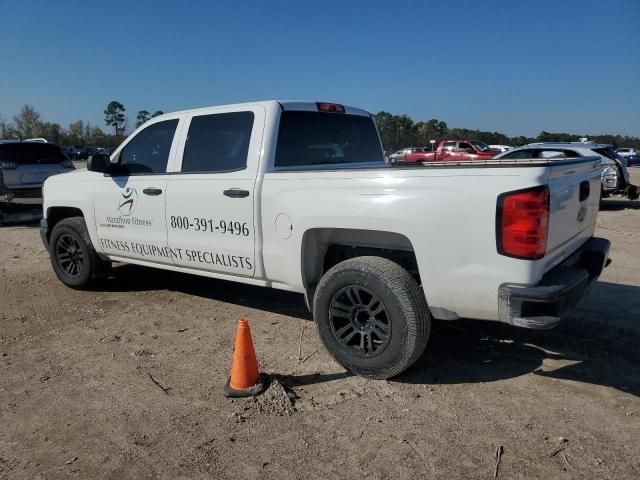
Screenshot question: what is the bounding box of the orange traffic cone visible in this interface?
[224,318,268,397]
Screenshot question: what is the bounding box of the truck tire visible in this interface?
[49,216,110,289]
[313,256,430,379]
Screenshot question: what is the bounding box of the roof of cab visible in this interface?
[153,100,372,119]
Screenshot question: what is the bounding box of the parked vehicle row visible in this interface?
[495,142,638,201]
[389,139,638,202]
[390,140,500,163]
[63,146,115,160]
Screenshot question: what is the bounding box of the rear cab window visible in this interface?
[274,111,383,168]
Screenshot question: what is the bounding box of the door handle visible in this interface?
[143,187,163,196]
[223,189,250,198]
[579,181,590,201]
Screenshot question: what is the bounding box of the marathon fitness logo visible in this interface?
[103,187,153,228]
[118,187,137,216]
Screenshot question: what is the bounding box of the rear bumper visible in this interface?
[498,237,610,329]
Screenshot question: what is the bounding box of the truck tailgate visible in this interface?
[544,157,601,268]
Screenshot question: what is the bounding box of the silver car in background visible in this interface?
[494,142,638,201]
[0,141,75,207]
[388,147,427,163]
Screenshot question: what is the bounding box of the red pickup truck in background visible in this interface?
[402,140,499,163]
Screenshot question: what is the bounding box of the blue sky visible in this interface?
[1,0,639,137]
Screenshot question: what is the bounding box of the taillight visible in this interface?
[497,186,549,259]
[316,102,345,113]
[0,161,18,169]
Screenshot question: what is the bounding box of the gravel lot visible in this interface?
[1,169,639,479]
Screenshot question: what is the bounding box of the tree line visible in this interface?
[0,101,163,147]
[1,103,639,150]
[375,112,640,152]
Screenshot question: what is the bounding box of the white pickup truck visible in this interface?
[40,100,610,379]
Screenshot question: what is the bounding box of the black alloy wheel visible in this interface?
[313,256,431,379]
[48,216,110,289]
[55,233,85,278]
[329,285,391,357]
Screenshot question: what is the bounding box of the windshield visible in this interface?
[275,111,384,167]
[471,141,492,152]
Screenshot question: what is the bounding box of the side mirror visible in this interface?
[87,153,112,173]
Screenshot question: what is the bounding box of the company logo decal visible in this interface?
[577,206,587,223]
[118,187,138,216]
[100,186,152,229]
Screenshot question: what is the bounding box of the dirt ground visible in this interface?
[1,170,639,479]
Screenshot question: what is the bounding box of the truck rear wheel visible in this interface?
[313,256,430,379]
[49,217,110,289]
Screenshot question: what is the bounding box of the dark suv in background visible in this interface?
[0,141,75,209]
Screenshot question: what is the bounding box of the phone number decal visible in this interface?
[170,216,250,236]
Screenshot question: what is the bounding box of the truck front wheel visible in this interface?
[313,256,430,379]
[49,217,110,289]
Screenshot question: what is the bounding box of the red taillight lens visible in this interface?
[316,102,345,113]
[497,186,549,259]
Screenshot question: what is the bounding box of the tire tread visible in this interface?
[313,256,430,379]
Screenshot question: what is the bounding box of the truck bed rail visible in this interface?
[410,156,601,169]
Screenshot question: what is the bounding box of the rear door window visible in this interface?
[499,149,534,159]
[274,111,383,168]
[181,112,254,173]
[119,119,178,174]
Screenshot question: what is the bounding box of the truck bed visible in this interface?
[261,155,602,321]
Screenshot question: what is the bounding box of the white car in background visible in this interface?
[494,142,638,200]
[489,144,512,153]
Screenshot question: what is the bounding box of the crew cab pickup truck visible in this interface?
[403,140,498,162]
[40,100,610,379]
